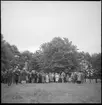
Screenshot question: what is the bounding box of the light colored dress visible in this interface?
[77,72,82,81]
[55,74,59,82]
[69,77,72,82]
[61,72,65,82]
[49,73,52,82]
[51,73,54,82]
[46,74,49,83]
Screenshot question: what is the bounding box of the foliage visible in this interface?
[38,37,80,73]
[91,53,101,79]
[1,34,101,78]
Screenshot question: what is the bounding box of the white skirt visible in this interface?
[46,77,49,83]
[21,80,26,84]
[69,78,72,82]
[56,77,59,82]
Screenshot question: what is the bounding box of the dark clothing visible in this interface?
[15,74,19,84]
[31,72,37,83]
[14,70,20,85]
[39,74,42,83]
[28,73,32,83]
[21,71,27,81]
[35,73,38,83]
[77,81,81,84]
[7,70,13,86]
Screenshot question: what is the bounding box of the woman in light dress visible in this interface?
[46,73,49,83]
[61,72,65,83]
[55,73,60,83]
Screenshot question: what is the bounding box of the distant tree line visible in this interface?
[1,34,101,80]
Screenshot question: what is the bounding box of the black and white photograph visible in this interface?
[1,1,101,103]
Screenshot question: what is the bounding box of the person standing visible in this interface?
[58,73,60,83]
[54,72,56,83]
[66,73,69,83]
[42,72,45,83]
[49,72,52,83]
[55,73,57,83]
[12,69,15,84]
[43,73,46,83]
[26,71,29,83]
[73,72,77,83]
[77,72,82,84]
[21,68,27,84]
[81,72,84,83]
[39,72,42,83]
[55,73,59,83]
[71,72,74,83]
[18,68,21,83]
[19,70,23,84]
[7,68,13,86]
[34,72,38,83]
[59,73,62,83]
[46,73,49,83]
[61,72,65,83]
[14,67,20,85]
[31,70,35,83]
[51,72,54,83]
[28,71,32,83]
[29,71,32,83]
[37,72,39,83]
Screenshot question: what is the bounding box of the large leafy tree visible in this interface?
[38,37,80,73]
[1,34,15,71]
[1,34,22,70]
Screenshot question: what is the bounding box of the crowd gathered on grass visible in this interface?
[1,66,86,86]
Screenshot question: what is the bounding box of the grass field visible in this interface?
[1,80,101,103]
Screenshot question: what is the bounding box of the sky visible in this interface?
[1,1,101,55]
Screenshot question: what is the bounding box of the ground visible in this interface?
[1,79,101,103]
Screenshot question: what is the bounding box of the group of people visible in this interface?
[1,66,85,86]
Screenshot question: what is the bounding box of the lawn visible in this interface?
[1,80,101,103]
